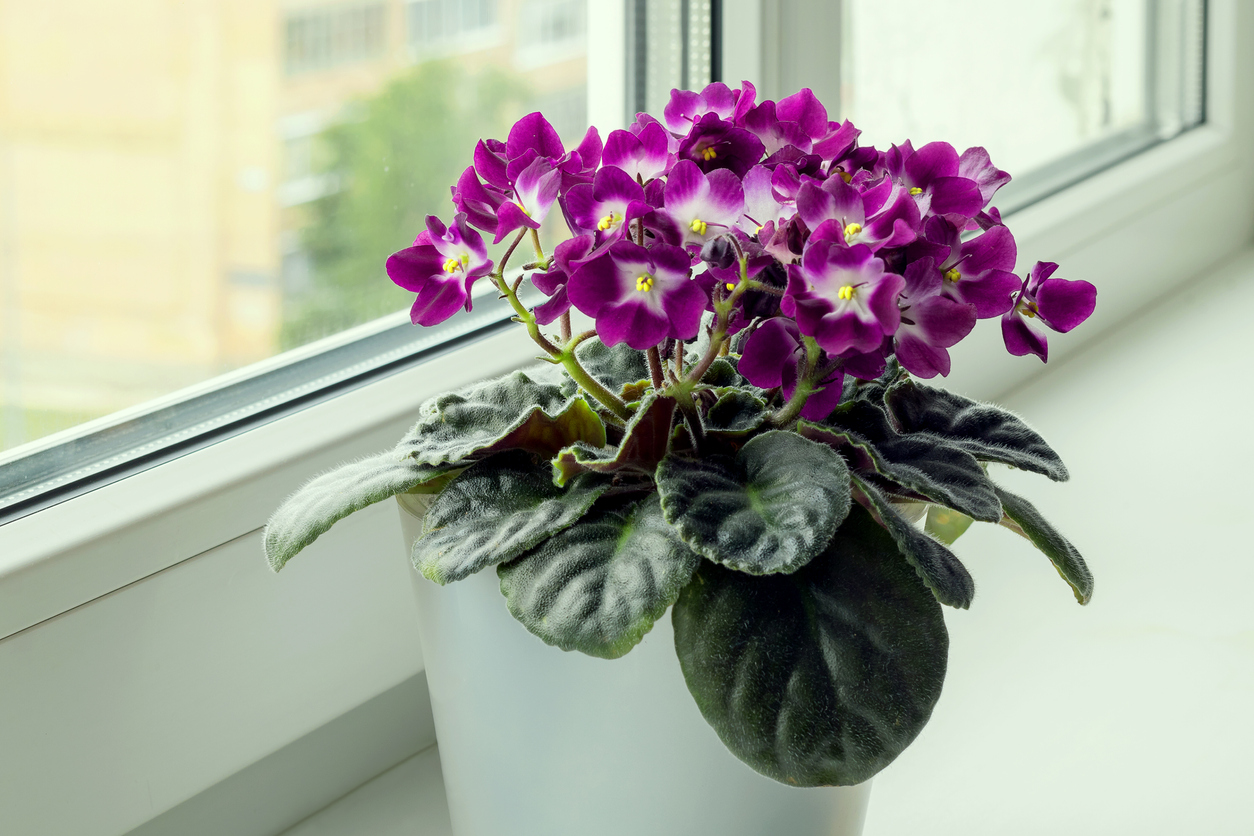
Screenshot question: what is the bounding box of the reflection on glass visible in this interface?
[0,0,588,453]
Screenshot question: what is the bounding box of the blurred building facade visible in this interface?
[0,0,587,450]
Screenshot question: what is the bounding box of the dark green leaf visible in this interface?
[265,451,453,571]
[703,389,768,436]
[398,370,606,468]
[799,421,1002,523]
[573,339,651,398]
[850,475,975,609]
[551,395,675,485]
[672,505,949,787]
[413,451,610,584]
[885,380,1069,481]
[497,495,699,659]
[657,431,851,575]
[995,485,1093,604]
[702,356,749,387]
[925,505,975,546]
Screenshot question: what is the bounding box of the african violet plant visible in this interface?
[265,81,1097,788]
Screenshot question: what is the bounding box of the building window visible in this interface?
[285,2,388,75]
[407,0,499,49]
[515,0,586,68]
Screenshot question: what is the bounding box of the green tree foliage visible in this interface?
[282,61,531,349]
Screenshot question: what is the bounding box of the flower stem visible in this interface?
[769,336,823,427]
[686,256,752,384]
[647,346,665,389]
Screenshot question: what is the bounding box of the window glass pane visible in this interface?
[0,0,587,454]
[839,0,1205,207]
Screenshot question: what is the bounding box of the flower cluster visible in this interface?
[387,81,1096,423]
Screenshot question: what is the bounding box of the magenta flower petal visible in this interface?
[927,176,984,218]
[493,200,541,244]
[567,241,703,349]
[474,139,510,190]
[452,166,507,235]
[904,142,960,188]
[739,317,802,388]
[603,122,672,182]
[776,88,829,140]
[786,243,904,356]
[1002,311,1049,361]
[506,112,565,162]
[663,160,745,248]
[958,146,1011,207]
[1035,277,1097,332]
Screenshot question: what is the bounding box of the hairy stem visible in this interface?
[647,346,665,389]
[686,256,753,384]
[768,336,823,427]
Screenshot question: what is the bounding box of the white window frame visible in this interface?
[1,1,1251,832]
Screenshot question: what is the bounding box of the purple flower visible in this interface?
[386,213,493,326]
[1002,261,1097,361]
[738,164,797,233]
[884,141,984,220]
[493,156,563,244]
[451,166,509,236]
[562,166,653,244]
[531,234,596,325]
[923,218,1023,318]
[663,82,738,133]
[893,257,977,378]
[783,242,904,355]
[603,121,672,182]
[958,146,1010,209]
[799,174,919,252]
[738,317,844,421]
[658,159,745,250]
[676,113,765,178]
[567,241,707,350]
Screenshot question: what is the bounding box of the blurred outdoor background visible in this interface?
[0,0,1170,454]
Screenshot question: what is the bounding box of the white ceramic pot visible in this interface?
[397,493,871,836]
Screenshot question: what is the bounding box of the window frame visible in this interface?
[3,0,1250,676]
[0,1,1251,830]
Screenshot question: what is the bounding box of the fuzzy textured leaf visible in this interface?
[851,475,975,609]
[497,495,699,659]
[672,505,949,787]
[995,485,1093,604]
[703,390,768,436]
[398,370,606,468]
[265,451,453,571]
[413,451,610,584]
[552,395,675,485]
[657,431,851,575]
[574,339,651,398]
[885,380,1069,481]
[800,418,1002,523]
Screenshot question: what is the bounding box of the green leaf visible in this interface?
[264,451,454,572]
[551,395,675,486]
[995,485,1093,605]
[573,339,650,397]
[672,505,949,787]
[924,505,975,546]
[413,451,611,584]
[850,475,975,609]
[703,389,768,436]
[398,370,606,469]
[800,420,1002,523]
[497,495,699,659]
[657,431,851,575]
[702,356,749,387]
[885,379,1069,481]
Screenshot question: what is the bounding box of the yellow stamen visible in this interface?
[1020,300,1038,318]
[837,285,855,301]
[945,268,961,283]
[689,218,708,236]
[442,257,462,273]
[843,222,862,243]
[725,282,736,291]
[597,212,621,231]
[701,147,718,161]
[636,273,655,292]
[909,186,923,196]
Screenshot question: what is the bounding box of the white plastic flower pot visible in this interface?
[398,493,871,836]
